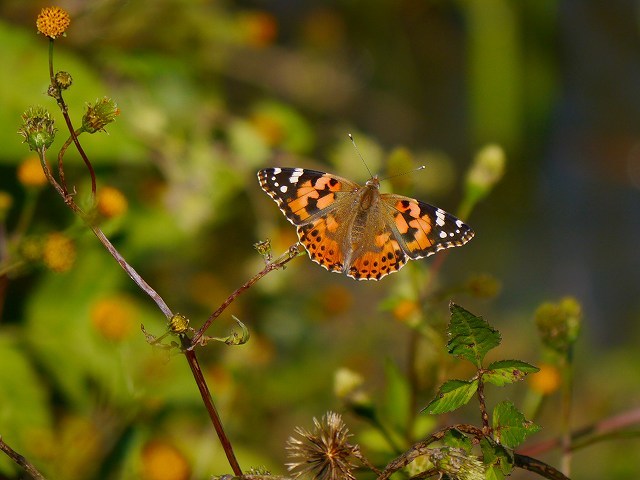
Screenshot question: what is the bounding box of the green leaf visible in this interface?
[442,428,473,454]
[423,379,478,414]
[492,401,541,448]
[484,360,539,386]
[447,303,501,367]
[480,437,513,479]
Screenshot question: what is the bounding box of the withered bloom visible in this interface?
[286,412,357,480]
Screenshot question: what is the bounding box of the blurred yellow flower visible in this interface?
[0,191,13,215]
[43,232,76,272]
[36,6,70,39]
[17,155,48,188]
[529,363,561,395]
[96,186,128,218]
[393,298,419,322]
[141,441,190,480]
[239,11,278,47]
[91,295,138,341]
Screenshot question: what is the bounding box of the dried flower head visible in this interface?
[18,106,57,152]
[36,6,71,39]
[286,412,357,480]
[82,97,120,134]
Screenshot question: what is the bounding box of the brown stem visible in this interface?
[48,38,96,197]
[514,453,571,480]
[476,375,490,434]
[38,152,172,318]
[519,406,640,457]
[0,436,47,480]
[189,244,301,349]
[181,336,242,476]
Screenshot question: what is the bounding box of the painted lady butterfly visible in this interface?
[258,167,474,280]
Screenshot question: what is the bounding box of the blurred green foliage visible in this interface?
[1,1,640,479]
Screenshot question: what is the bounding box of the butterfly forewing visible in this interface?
[258,168,359,225]
[385,195,474,260]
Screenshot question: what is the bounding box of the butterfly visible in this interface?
[258,167,474,280]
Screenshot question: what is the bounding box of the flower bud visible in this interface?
[535,297,582,355]
[464,144,506,203]
[54,71,73,90]
[18,106,57,152]
[82,97,120,134]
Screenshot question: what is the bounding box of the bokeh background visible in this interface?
[1,1,640,479]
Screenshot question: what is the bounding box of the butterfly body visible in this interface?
[258,167,473,280]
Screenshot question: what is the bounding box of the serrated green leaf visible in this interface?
[423,379,478,414]
[442,429,473,454]
[484,360,540,386]
[447,303,501,367]
[480,437,513,479]
[492,401,541,448]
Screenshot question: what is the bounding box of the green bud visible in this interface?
[54,71,73,90]
[465,144,506,202]
[535,297,582,355]
[429,447,485,480]
[82,97,120,133]
[18,106,57,152]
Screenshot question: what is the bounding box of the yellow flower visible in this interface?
[36,6,71,39]
[96,186,128,218]
[17,155,48,188]
[529,363,561,395]
[91,295,138,341]
[141,441,190,480]
[43,232,76,272]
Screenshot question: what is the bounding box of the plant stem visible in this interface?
[181,336,243,476]
[0,436,47,480]
[189,244,301,348]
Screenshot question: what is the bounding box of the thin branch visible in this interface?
[181,336,243,476]
[189,243,302,348]
[0,436,47,480]
[514,453,570,480]
[520,406,640,457]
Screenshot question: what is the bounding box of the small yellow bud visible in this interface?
[42,232,76,272]
[36,6,71,39]
[96,186,128,218]
[17,155,48,188]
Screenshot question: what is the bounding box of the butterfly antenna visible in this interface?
[348,133,374,179]
[381,164,427,182]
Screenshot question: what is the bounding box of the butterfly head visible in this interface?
[365,175,380,189]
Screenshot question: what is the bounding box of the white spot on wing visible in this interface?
[279,185,288,193]
[290,168,304,184]
[273,167,282,174]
